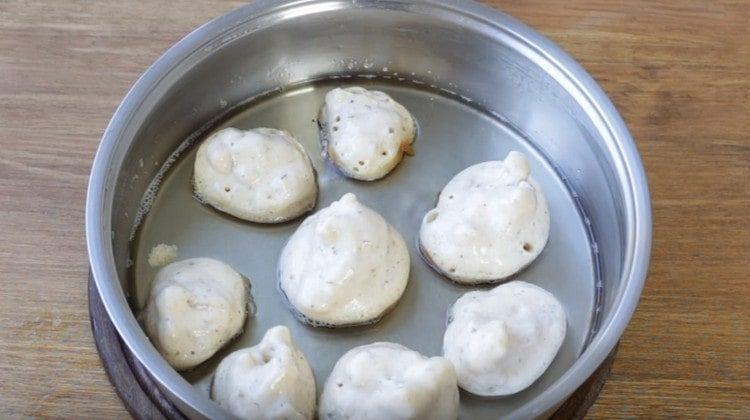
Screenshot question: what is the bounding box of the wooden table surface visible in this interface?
[1,0,748,418]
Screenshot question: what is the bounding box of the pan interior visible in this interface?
[132,79,598,418]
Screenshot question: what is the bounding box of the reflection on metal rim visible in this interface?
[86,1,652,418]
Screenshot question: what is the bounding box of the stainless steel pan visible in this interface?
[86,1,652,418]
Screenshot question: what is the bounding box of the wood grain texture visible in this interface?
[0,0,747,418]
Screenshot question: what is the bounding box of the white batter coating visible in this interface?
[320,87,415,181]
[319,342,459,420]
[142,258,249,370]
[194,127,317,223]
[278,193,409,327]
[419,151,550,283]
[211,326,316,420]
[443,281,566,396]
[147,243,178,267]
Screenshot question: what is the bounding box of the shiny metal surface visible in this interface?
[86,1,652,418]
[133,80,597,419]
